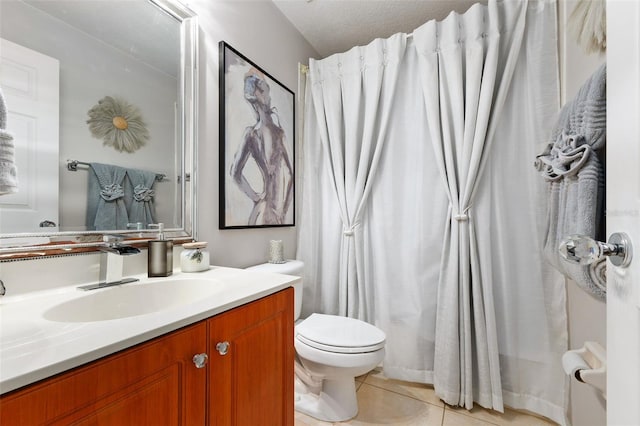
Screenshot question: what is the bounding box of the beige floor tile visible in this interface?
[364,369,444,407]
[443,410,496,426]
[445,405,558,426]
[355,373,368,383]
[295,410,334,426]
[339,383,444,426]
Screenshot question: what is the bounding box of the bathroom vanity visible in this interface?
[0,267,295,425]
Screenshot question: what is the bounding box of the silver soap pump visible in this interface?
[147,223,173,277]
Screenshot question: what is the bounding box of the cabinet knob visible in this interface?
[192,353,208,368]
[216,341,230,355]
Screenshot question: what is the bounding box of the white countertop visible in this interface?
[0,266,298,395]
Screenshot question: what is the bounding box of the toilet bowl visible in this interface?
[246,260,386,422]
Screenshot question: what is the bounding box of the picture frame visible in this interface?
[218,41,295,229]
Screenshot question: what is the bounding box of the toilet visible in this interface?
[246,260,386,422]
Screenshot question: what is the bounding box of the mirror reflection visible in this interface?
[0,0,194,241]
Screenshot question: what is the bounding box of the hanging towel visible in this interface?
[0,89,18,195]
[125,168,157,227]
[86,162,129,230]
[534,64,606,301]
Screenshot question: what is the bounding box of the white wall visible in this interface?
[557,1,607,425]
[1,1,178,231]
[188,0,318,268]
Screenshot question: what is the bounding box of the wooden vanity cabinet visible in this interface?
[208,287,294,426]
[0,321,207,425]
[0,288,294,426]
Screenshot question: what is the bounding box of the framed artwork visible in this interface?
[219,41,295,229]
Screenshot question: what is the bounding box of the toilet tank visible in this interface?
[246,260,304,321]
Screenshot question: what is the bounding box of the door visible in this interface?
[0,322,207,425]
[0,38,59,233]
[606,1,640,424]
[208,288,294,426]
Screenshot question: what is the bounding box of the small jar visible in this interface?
[180,242,210,272]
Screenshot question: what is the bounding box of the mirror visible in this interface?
[0,0,197,255]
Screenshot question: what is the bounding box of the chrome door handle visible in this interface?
[216,341,230,355]
[192,353,208,368]
[559,232,633,268]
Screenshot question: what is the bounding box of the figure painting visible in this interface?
[219,42,295,228]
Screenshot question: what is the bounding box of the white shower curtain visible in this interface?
[297,0,567,424]
[414,1,528,412]
[303,35,407,320]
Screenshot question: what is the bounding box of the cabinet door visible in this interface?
[208,288,294,426]
[0,322,207,425]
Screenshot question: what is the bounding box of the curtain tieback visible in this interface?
[343,223,360,236]
[453,207,471,222]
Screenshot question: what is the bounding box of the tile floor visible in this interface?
[295,368,558,426]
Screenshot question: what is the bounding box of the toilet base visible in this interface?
[295,376,358,422]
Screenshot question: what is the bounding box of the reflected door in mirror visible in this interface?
[0,38,59,234]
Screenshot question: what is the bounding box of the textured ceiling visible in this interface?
[272,0,485,58]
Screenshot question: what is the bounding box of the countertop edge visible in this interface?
[0,268,298,395]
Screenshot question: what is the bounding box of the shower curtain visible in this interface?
[297,0,567,424]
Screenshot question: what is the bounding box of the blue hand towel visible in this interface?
[125,168,157,227]
[87,163,129,230]
[534,64,606,301]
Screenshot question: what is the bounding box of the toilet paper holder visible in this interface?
[562,341,607,398]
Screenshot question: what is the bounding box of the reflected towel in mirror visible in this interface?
[0,89,18,195]
[125,168,157,227]
[87,162,129,230]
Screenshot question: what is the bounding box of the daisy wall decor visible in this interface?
[86,96,149,153]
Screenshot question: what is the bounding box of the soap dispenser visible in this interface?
[147,223,173,277]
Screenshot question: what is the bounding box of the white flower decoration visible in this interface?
[87,96,149,153]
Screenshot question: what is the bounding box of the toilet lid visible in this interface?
[295,313,386,354]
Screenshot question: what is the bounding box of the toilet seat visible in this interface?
[296,313,386,354]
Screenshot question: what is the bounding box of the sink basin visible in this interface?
[43,279,222,322]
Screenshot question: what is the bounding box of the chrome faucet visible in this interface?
[78,235,141,291]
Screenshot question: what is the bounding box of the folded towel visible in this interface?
[87,162,129,230]
[535,64,606,301]
[125,168,157,227]
[0,89,18,195]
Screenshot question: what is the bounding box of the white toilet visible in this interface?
[246,260,386,422]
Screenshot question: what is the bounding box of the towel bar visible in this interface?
[66,159,166,182]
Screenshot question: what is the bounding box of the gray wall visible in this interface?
[189,0,318,268]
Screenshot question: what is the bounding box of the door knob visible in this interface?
[559,232,633,268]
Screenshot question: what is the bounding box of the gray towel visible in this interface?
[125,168,157,227]
[87,162,129,230]
[0,89,18,195]
[534,64,606,301]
